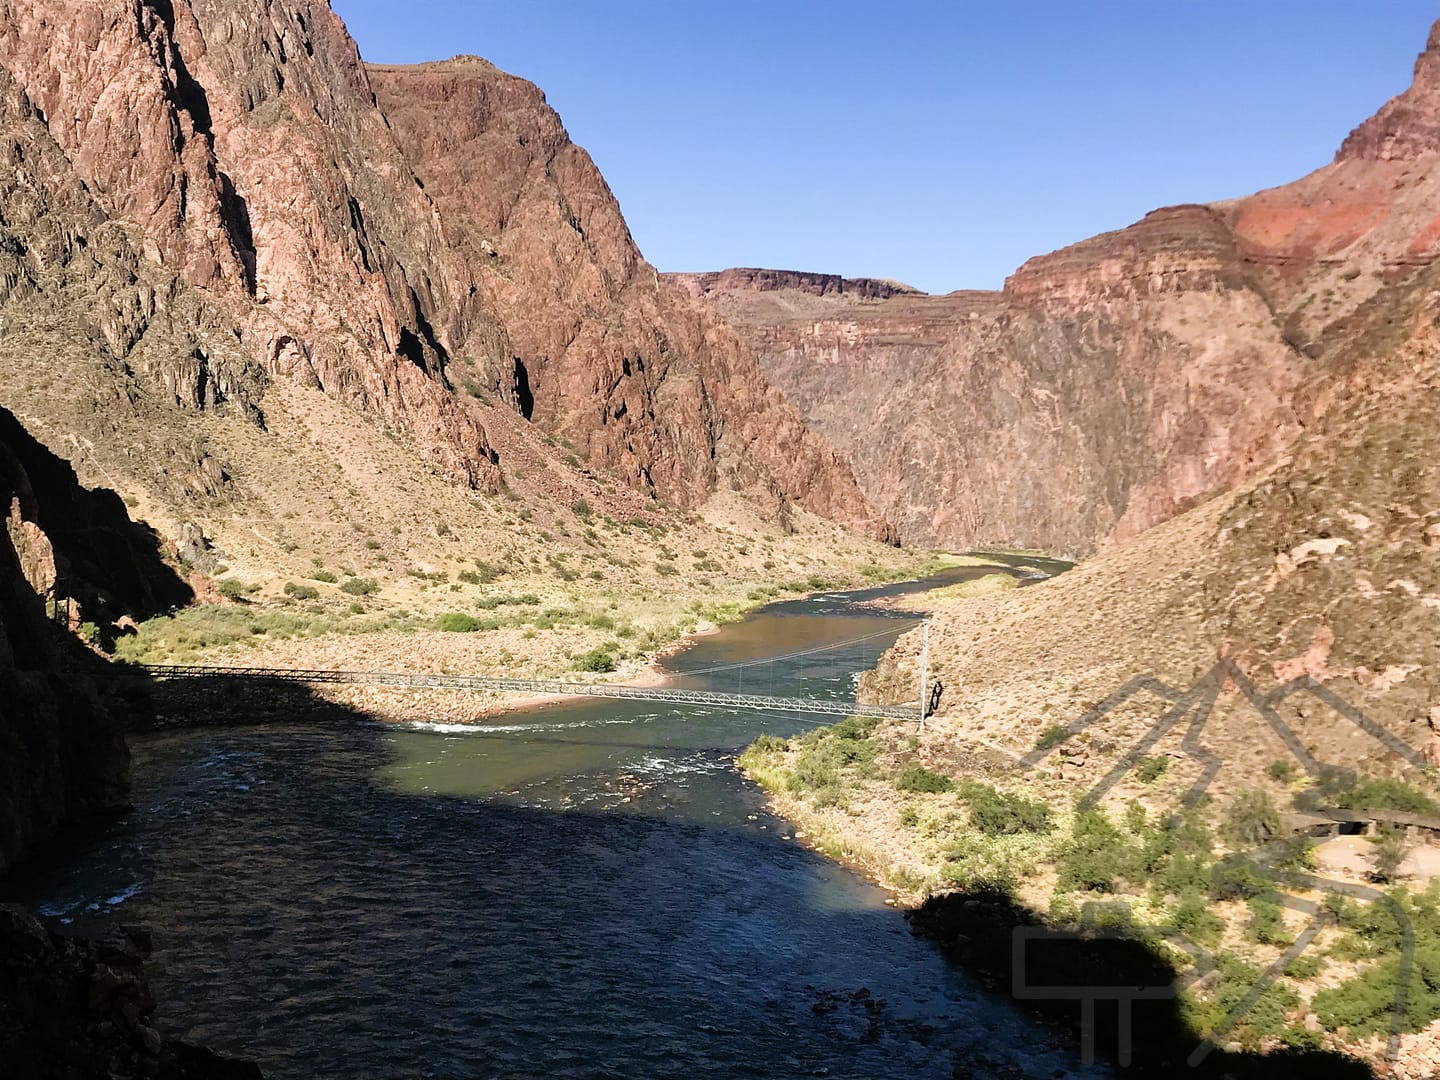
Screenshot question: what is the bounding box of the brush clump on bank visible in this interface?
[740,714,1440,1069]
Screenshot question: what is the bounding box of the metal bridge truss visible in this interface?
[136,665,922,722]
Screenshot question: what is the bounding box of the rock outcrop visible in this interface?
[0,3,886,537]
[0,906,263,1078]
[677,19,1440,554]
[0,428,128,875]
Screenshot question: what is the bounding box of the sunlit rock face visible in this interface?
[674,18,1440,554]
[0,2,887,536]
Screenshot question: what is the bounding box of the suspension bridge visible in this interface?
[134,619,936,723]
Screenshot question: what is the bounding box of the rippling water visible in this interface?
[11,568,1099,1078]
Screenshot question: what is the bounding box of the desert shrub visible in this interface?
[1223,788,1280,849]
[1123,800,1148,834]
[363,538,381,550]
[308,569,338,583]
[748,734,788,754]
[1246,896,1292,946]
[584,612,616,630]
[1313,945,1440,1036]
[1371,824,1411,883]
[435,613,481,633]
[468,561,502,584]
[216,578,246,601]
[1199,952,1300,1048]
[1284,952,1324,980]
[340,577,379,596]
[571,499,592,518]
[655,561,679,577]
[1134,756,1169,783]
[899,804,919,828]
[458,570,483,585]
[1332,776,1440,816]
[790,740,844,793]
[894,764,953,794]
[830,715,880,741]
[1055,807,1134,893]
[1033,724,1069,753]
[573,647,616,673]
[283,582,319,600]
[1267,760,1295,783]
[955,780,1053,836]
[1170,888,1224,947]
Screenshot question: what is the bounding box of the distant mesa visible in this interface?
[668,268,925,301]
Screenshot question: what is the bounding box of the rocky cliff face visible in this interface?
[0,2,884,537]
[863,262,1440,795]
[0,907,263,1078]
[365,58,887,535]
[0,420,129,875]
[677,19,1440,553]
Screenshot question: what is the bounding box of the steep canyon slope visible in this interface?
[0,0,887,582]
[842,20,1440,815]
[673,21,1440,553]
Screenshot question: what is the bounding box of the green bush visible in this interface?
[829,715,880,741]
[571,499,592,518]
[469,561,503,584]
[1033,724,1069,753]
[340,577,379,596]
[955,780,1053,836]
[1200,952,1300,1048]
[1246,896,1292,946]
[308,569,338,583]
[435,612,481,633]
[1134,756,1169,783]
[1370,823,1410,883]
[1330,776,1440,816]
[1267,760,1295,783]
[1055,807,1134,893]
[748,734,788,754]
[899,804,919,828]
[1313,945,1440,1036]
[217,578,246,601]
[894,764,953,794]
[655,562,679,577]
[573,648,616,673]
[1223,788,1281,849]
[283,582,319,601]
[790,741,844,792]
[1170,888,1224,946]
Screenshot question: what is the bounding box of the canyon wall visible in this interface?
[675,19,1440,553]
[0,1,886,538]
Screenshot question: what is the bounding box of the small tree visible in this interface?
[1224,788,1281,849]
[1369,824,1409,883]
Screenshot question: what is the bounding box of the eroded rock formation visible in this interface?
[0,2,885,536]
[675,19,1440,554]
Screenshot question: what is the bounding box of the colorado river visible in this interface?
[9,565,1098,1078]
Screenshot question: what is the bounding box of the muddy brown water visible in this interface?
[10,563,1104,1079]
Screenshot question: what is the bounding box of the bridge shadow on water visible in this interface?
[30,674,1380,1079]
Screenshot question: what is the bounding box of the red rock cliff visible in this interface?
[0,3,885,535]
[677,18,1440,553]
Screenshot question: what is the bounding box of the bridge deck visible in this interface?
[135,664,922,722]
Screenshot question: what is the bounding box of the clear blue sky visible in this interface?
[332,1,1436,294]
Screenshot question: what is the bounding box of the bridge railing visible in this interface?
[131,664,922,722]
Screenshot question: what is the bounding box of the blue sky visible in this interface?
[332,2,1436,294]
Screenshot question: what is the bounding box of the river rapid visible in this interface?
[9,564,1099,1079]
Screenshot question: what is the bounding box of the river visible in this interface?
[9,563,1098,1079]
